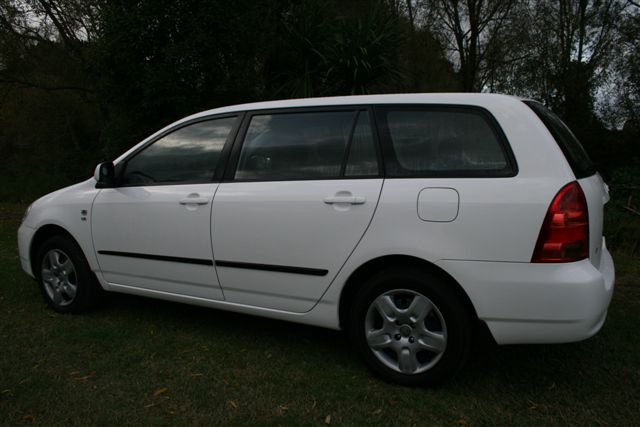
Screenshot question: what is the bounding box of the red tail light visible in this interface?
[532,181,589,263]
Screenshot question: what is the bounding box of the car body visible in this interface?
[18,93,615,385]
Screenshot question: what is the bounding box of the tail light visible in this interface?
[532,181,589,263]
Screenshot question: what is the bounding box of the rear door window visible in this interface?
[234,110,379,181]
[524,101,596,179]
[376,107,516,177]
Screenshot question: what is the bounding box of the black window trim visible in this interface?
[523,100,596,179]
[373,104,519,179]
[222,105,384,183]
[114,112,245,188]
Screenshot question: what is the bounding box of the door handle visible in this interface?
[179,195,209,205]
[323,195,366,205]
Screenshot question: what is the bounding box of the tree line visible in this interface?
[0,0,638,200]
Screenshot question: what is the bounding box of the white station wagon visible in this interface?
[18,94,615,385]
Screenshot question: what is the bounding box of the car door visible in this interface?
[211,108,383,312]
[92,115,240,300]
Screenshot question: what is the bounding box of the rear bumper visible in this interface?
[437,243,615,345]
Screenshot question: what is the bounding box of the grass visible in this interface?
[1,202,639,426]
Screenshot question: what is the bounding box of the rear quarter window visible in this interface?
[524,101,596,179]
[376,106,516,178]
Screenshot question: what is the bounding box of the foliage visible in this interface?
[0,0,638,203]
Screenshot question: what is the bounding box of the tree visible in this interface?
[491,1,624,128]
[421,0,515,91]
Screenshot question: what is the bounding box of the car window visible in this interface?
[121,117,237,186]
[379,108,512,177]
[235,111,357,181]
[345,111,379,177]
[524,101,596,179]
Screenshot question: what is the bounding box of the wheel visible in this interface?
[35,235,102,313]
[348,267,472,386]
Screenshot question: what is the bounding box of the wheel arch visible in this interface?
[338,255,480,331]
[29,224,80,276]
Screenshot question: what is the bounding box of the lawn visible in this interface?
[1,202,638,426]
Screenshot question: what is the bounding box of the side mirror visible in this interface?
[94,161,115,188]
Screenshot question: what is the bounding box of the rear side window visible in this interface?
[376,107,515,177]
[234,110,378,181]
[524,101,596,179]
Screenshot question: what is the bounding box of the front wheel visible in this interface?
[348,267,472,386]
[35,235,102,313]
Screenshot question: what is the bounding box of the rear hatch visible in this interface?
[525,101,609,268]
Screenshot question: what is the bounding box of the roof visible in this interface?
[189,92,521,119]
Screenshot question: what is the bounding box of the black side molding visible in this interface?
[97,250,214,266]
[96,251,328,276]
[215,260,328,277]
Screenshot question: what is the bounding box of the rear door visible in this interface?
[211,108,383,312]
[92,115,240,299]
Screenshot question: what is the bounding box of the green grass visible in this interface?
[1,202,639,426]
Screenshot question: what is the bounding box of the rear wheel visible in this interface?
[35,235,102,313]
[349,267,472,386]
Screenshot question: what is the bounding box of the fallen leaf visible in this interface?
[372,408,382,415]
[74,371,96,381]
[190,373,203,378]
[324,414,332,425]
[20,415,35,422]
[144,403,155,408]
[153,387,168,396]
[228,400,238,409]
[454,419,468,426]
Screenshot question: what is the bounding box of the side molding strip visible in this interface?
[215,260,328,277]
[97,250,214,266]
[97,251,328,276]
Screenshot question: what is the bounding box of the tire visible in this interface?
[348,266,472,387]
[35,235,102,313]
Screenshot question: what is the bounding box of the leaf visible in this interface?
[74,371,96,381]
[228,400,238,409]
[153,387,168,396]
[324,414,332,424]
[454,419,468,426]
[372,408,382,415]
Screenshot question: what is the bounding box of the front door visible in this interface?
[92,116,239,300]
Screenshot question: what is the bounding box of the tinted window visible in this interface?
[524,101,596,179]
[379,108,512,177]
[121,117,237,186]
[345,111,378,176]
[235,111,356,180]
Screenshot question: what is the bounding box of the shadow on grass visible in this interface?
[98,290,611,391]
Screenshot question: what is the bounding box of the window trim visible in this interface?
[523,100,596,179]
[222,105,384,183]
[374,104,518,178]
[114,113,244,188]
